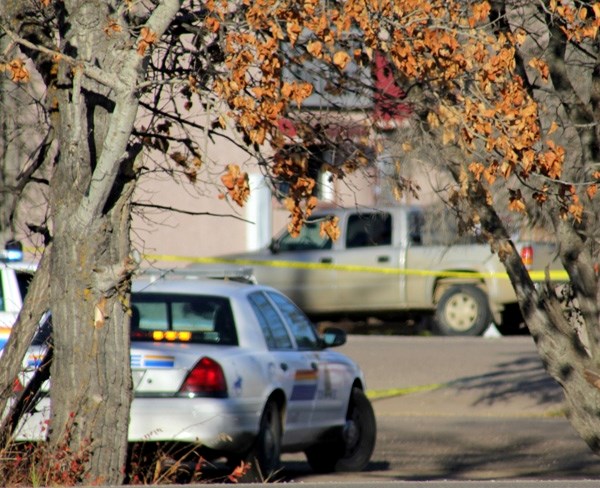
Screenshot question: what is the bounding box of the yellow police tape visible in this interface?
[144,253,570,282]
[366,383,446,400]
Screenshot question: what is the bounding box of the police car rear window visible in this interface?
[131,293,238,346]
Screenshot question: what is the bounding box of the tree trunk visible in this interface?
[47,193,134,484]
[462,173,600,457]
[43,2,137,481]
[46,80,138,487]
[48,213,134,484]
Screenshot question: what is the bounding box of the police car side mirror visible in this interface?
[268,238,280,254]
[321,327,346,348]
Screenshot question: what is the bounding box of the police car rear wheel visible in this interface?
[305,387,376,473]
[244,400,282,481]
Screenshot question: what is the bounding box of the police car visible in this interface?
[21,270,376,479]
[0,242,36,347]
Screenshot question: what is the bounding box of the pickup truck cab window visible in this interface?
[346,212,392,248]
[408,211,424,245]
[276,219,332,252]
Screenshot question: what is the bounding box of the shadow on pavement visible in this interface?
[450,352,564,410]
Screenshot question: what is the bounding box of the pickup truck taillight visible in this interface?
[521,245,533,270]
[179,356,228,398]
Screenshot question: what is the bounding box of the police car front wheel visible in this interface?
[305,387,376,473]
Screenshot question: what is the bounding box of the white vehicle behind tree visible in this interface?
[0,242,36,333]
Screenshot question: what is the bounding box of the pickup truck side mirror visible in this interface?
[268,238,280,254]
[320,327,347,348]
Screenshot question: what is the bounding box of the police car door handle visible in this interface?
[378,255,390,263]
[320,257,332,263]
[280,363,288,371]
[310,362,318,370]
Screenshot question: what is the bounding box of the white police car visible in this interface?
[0,242,36,346]
[21,271,376,479]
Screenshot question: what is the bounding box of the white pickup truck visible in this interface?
[201,205,564,336]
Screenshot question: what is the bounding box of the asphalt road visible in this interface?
[275,334,600,483]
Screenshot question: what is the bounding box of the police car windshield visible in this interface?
[131,293,238,346]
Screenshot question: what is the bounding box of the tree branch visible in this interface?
[133,202,254,223]
[76,0,184,227]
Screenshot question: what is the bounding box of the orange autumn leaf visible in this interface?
[320,217,340,241]
[528,58,550,82]
[587,184,598,200]
[508,189,526,213]
[513,28,527,45]
[206,16,220,32]
[220,164,250,207]
[333,50,351,70]
[547,121,559,135]
[227,461,251,483]
[468,162,485,181]
[104,18,122,36]
[540,142,565,178]
[287,21,302,45]
[569,201,583,223]
[307,40,323,58]
[469,1,491,27]
[137,27,158,56]
[6,59,30,83]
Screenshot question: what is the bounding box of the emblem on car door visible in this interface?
[290,369,318,401]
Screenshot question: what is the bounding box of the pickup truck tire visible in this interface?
[434,285,492,336]
[305,387,376,473]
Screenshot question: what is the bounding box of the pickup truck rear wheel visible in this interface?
[434,285,492,336]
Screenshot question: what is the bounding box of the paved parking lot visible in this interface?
[278,335,600,483]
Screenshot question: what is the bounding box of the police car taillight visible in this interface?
[179,356,227,398]
[12,377,24,393]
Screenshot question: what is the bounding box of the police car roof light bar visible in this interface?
[0,240,24,262]
[141,266,257,284]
